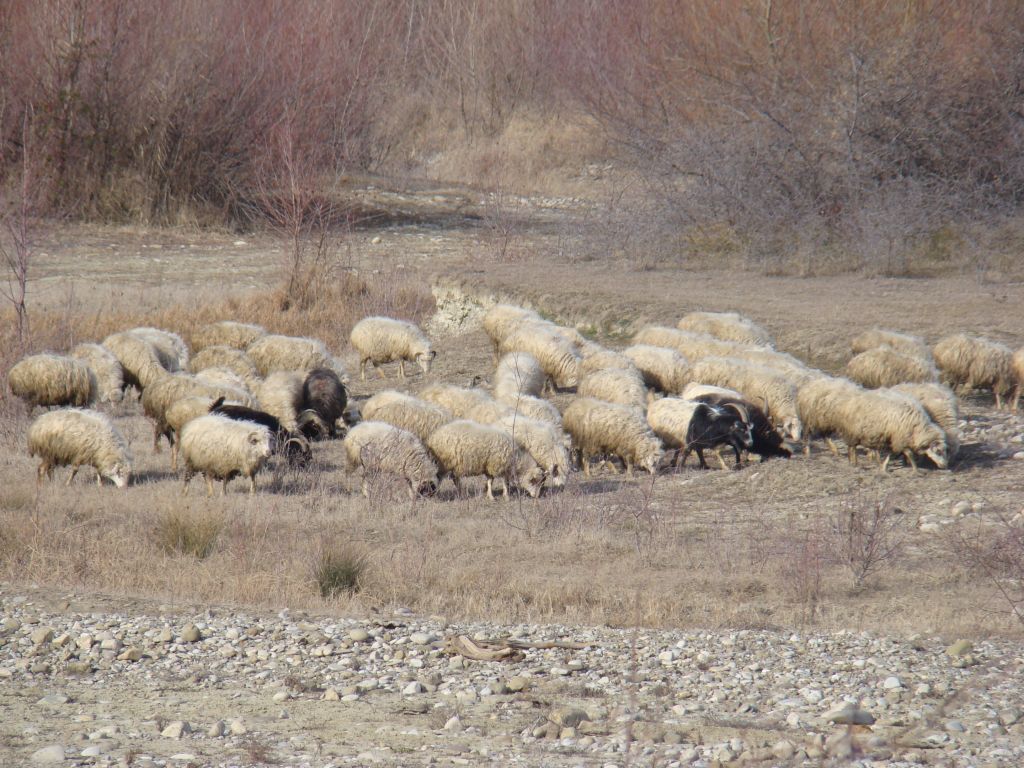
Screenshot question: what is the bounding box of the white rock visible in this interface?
[30,745,66,763]
[883,676,903,689]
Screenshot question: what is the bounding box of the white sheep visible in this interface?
[688,357,802,440]
[482,304,541,357]
[420,383,497,420]
[578,347,638,378]
[8,354,97,408]
[256,371,305,432]
[142,372,255,455]
[362,390,453,443]
[195,367,252,395]
[426,420,546,500]
[680,382,744,400]
[343,421,439,499]
[677,311,774,347]
[165,395,222,471]
[102,331,172,392]
[851,329,931,359]
[846,346,939,389]
[577,367,649,410]
[834,388,948,471]
[495,392,563,427]
[933,333,1016,408]
[562,398,663,476]
[27,408,132,488]
[633,326,743,362]
[498,322,581,390]
[496,413,570,487]
[70,343,124,403]
[179,414,274,496]
[796,376,861,456]
[125,326,189,371]
[494,352,546,400]
[1014,348,1024,410]
[350,316,435,380]
[246,334,347,381]
[189,346,261,388]
[192,320,266,352]
[622,344,690,394]
[728,347,821,386]
[890,382,961,460]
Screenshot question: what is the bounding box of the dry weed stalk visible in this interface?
[830,493,907,589]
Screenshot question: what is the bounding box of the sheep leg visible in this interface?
[1013,386,1021,411]
[715,449,730,471]
[904,450,919,473]
[802,439,811,457]
[582,456,591,477]
[249,475,257,494]
[37,461,50,486]
[995,390,1003,409]
[203,475,214,498]
[377,362,387,380]
[95,471,103,487]
[678,449,691,468]
[695,448,709,470]
[485,477,495,500]
[731,443,743,469]
[65,465,80,486]
[624,460,634,477]
[848,446,858,466]
[170,443,178,472]
[361,477,370,498]
[502,477,510,499]
[398,360,406,379]
[880,453,891,472]
[359,359,367,381]
[152,424,163,453]
[826,438,839,457]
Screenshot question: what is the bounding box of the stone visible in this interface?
[38,693,70,706]
[207,720,225,737]
[117,647,142,662]
[31,627,55,645]
[348,628,370,643]
[272,690,290,702]
[403,681,425,695]
[444,716,463,731]
[228,719,247,736]
[946,640,973,657]
[882,676,903,689]
[506,676,529,692]
[161,720,191,739]
[30,745,66,763]
[549,707,590,729]
[157,627,173,643]
[772,740,795,760]
[951,501,972,517]
[824,703,876,725]
[322,687,340,701]
[825,732,853,759]
[180,624,201,643]
[409,632,434,645]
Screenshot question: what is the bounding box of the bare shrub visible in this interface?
[829,493,908,589]
[950,509,1024,627]
[777,524,827,625]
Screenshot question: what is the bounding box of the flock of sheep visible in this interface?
[7,305,1024,500]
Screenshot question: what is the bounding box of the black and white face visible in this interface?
[731,420,754,449]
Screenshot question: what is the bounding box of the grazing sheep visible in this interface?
[482,304,541,357]
[1014,348,1024,410]
[71,343,124,403]
[494,352,546,400]
[362,390,453,443]
[578,348,638,377]
[562,398,663,476]
[933,333,1016,408]
[729,347,821,386]
[426,420,546,499]
[622,344,690,394]
[851,329,931,359]
[689,357,802,440]
[465,397,515,425]
[125,327,189,371]
[27,408,131,488]
[495,392,563,427]
[846,346,939,389]
[677,311,774,347]
[420,383,496,420]
[350,316,435,381]
[165,395,221,470]
[343,421,439,499]
[210,398,312,467]
[890,382,961,460]
[647,397,751,469]
[8,354,97,408]
[632,326,744,362]
[498,322,581,390]
[256,371,305,432]
[693,393,792,462]
[796,376,861,455]
[302,368,348,436]
[835,388,948,471]
[102,331,171,392]
[192,320,266,352]
[578,367,649,410]
[246,334,347,381]
[496,413,570,487]
[195,367,252,394]
[142,372,254,455]
[180,414,274,496]
[681,382,744,400]
[189,346,261,388]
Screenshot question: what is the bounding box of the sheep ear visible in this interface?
[429,350,437,360]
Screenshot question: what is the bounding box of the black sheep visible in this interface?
[301,368,347,438]
[694,393,792,461]
[681,403,753,469]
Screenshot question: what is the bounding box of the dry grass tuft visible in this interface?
[154,508,224,560]
[312,540,369,599]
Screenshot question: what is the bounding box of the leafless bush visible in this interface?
[829,493,908,589]
[777,524,827,625]
[950,508,1024,627]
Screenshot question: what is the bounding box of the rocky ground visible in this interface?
[3,588,1024,767]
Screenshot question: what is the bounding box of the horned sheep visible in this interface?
[496,413,570,487]
[302,368,348,437]
[646,397,752,470]
[577,367,649,410]
[933,333,1016,408]
[246,334,347,381]
[362,390,453,443]
[192,321,266,352]
[142,372,255,455]
[179,414,274,496]
[677,311,774,348]
[8,354,97,408]
[350,316,435,381]
[562,398,663,476]
[622,344,690,394]
[498,322,581,390]
[27,408,132,488]
[426,420,546,500]
[889,382,961,460]
[846,346,939,389]
[165,395,221,470]
[688,357,803,440]
[693,393,792,462]
[210,398,312,467]
[343,421,439,499]
[71,343,124,403]
[851,329,931,360]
